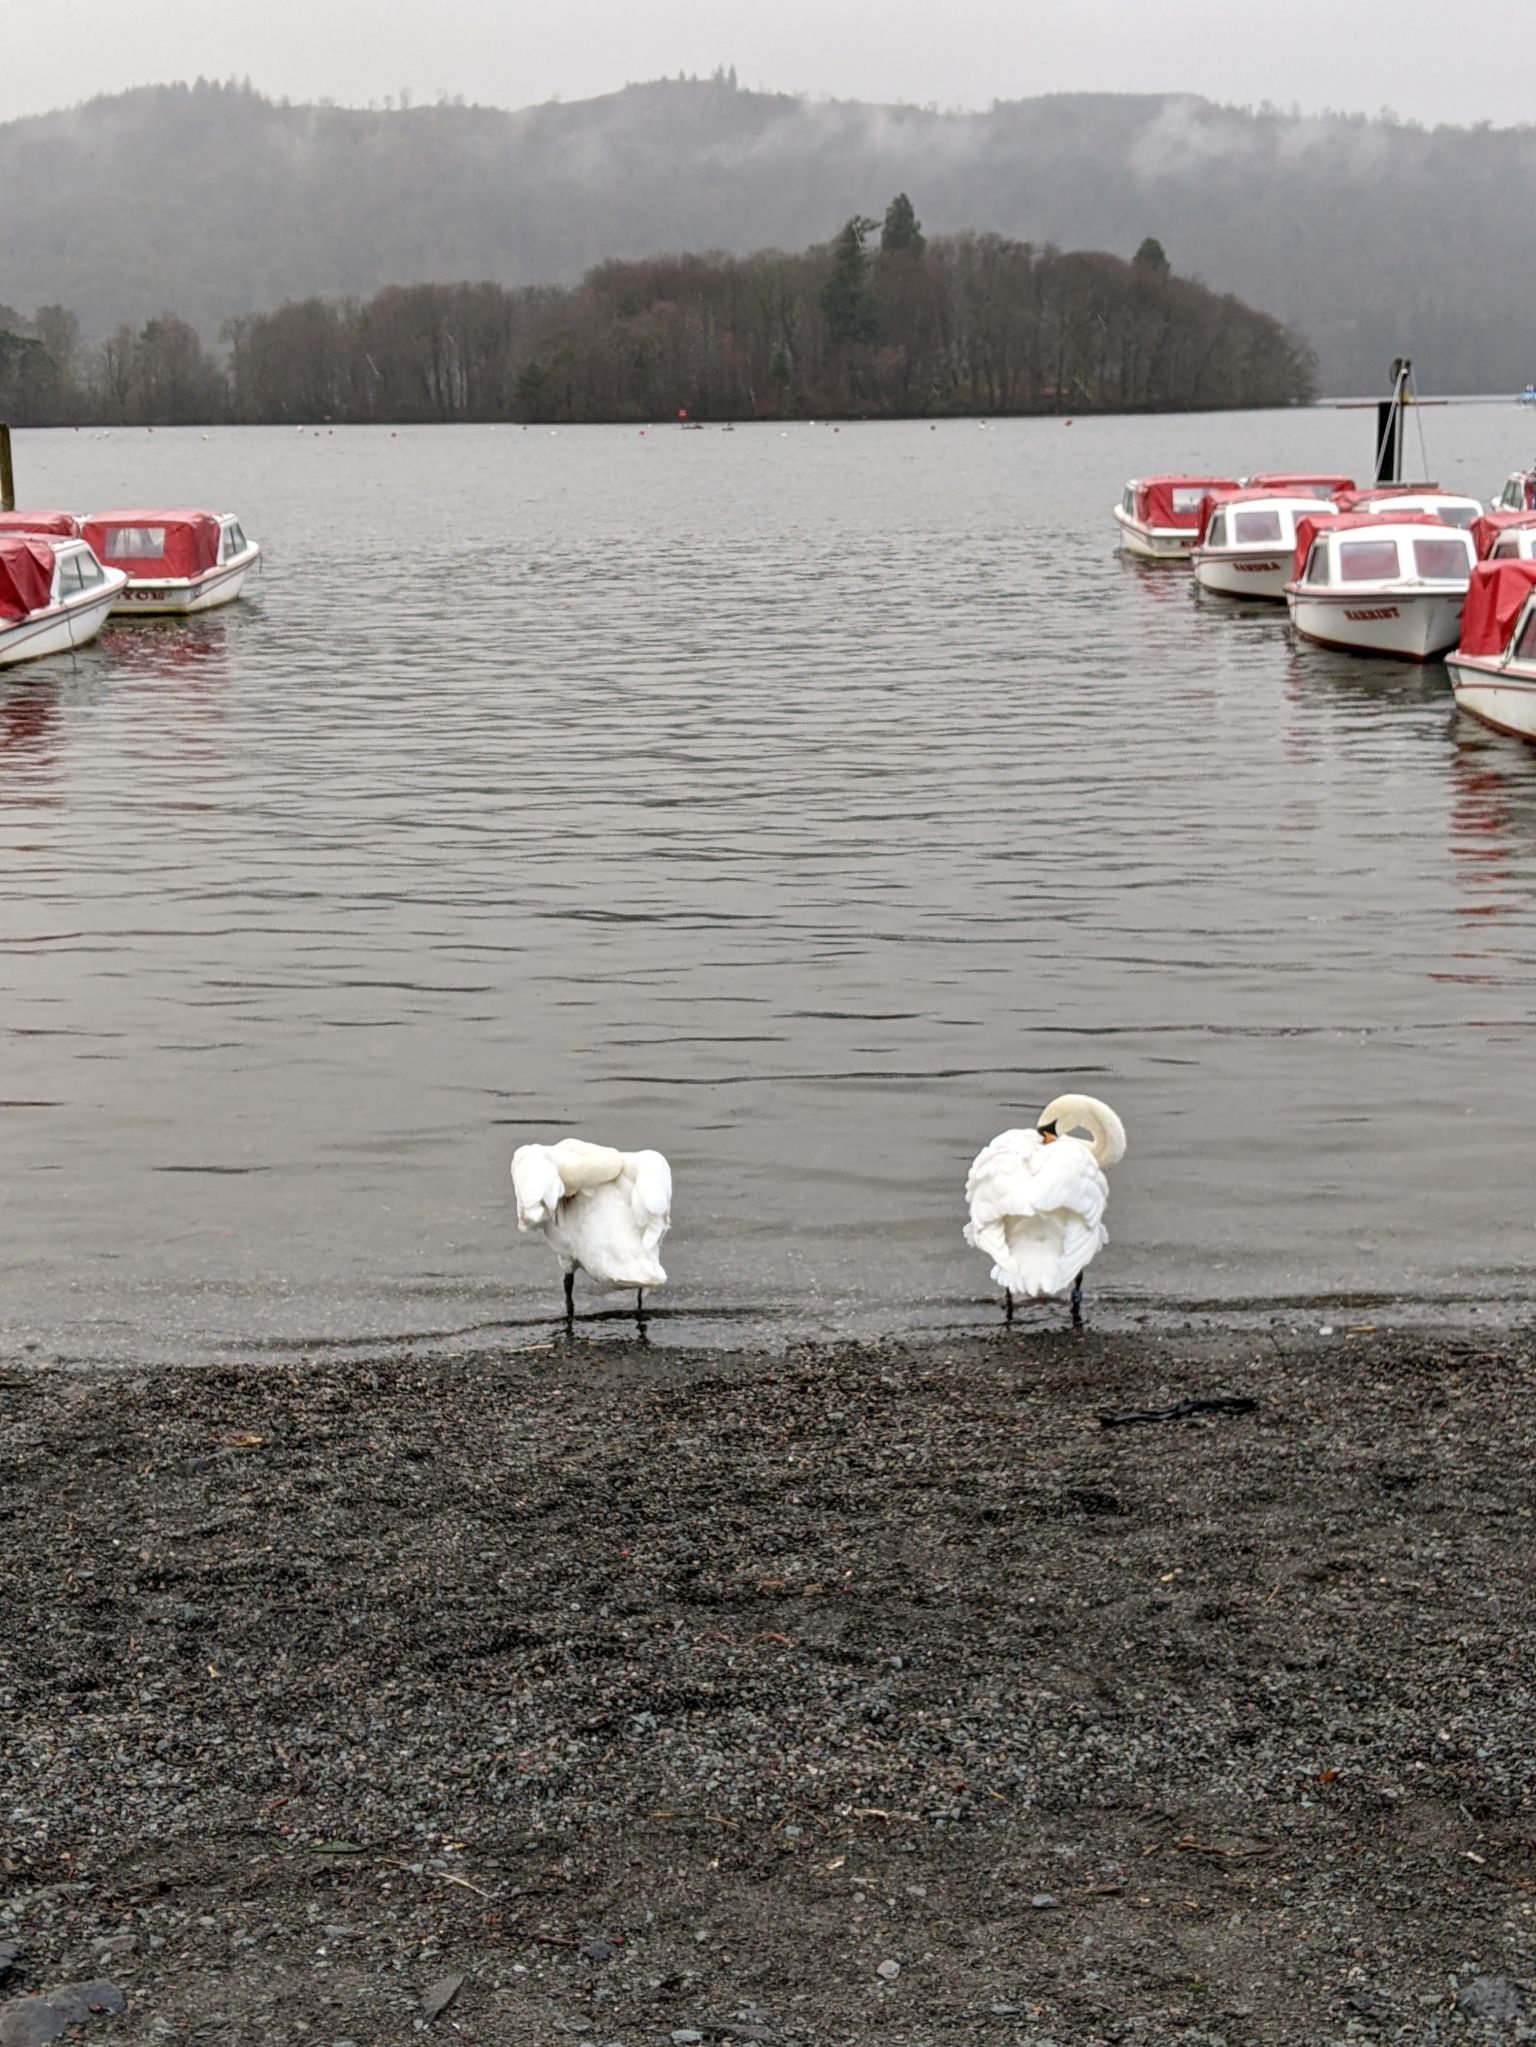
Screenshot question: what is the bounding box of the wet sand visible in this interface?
[3,1321,1534,2044]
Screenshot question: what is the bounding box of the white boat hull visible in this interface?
[1192,550,1291,601]
[1113,507,1197,561]
[111,546,259,617]
[1447,653,1536,741]
[1285,587,1466,662]
[0,577,127,668]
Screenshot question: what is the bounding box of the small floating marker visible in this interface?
[1065,419,1074,427]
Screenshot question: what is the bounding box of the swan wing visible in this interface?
[626,1149,673,1255]
[511,1144,566,1231]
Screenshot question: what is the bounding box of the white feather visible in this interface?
[511,1138,672,1290]
[963,1125,1114,1299]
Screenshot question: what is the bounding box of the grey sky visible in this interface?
[8,0,1531,129]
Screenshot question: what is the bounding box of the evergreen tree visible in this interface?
[1133,237,1171,275]
[819,216,880,347]
[881,193,925,256]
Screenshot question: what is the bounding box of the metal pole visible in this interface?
[0,423,13,512]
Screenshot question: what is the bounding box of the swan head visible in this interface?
[1037,1093,1127,1169]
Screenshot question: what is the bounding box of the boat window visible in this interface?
[1492,539,1518,560]
[1305,542,1330,585]
[55,552,86,596]
[1205,512,1227,548]
[1122,488,1135,515]
[1338,539,1402,582]
[101,525,166,558]
[76,551,104,587]
[1435,504,1478,529]
[1170,488,1208,514]
[221,522,248,561]
[1413,536,1471,579]
[1233,509,1283,544]
[1515,609,1536,661]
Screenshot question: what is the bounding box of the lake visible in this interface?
[4,409,1535,1361]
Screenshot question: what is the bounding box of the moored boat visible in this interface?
[1113,475,1237,561]
[1446,560,1536,740]
[1284,512,1475,662]
[1488,468,1536,513]
[0,511,82,538]
[81,509,260,616]
[1472,511,1536,562]
[1333,485,1482,530]
[1192,491,1334,602]
[1240,472,1354,499]
[0,534,129,668]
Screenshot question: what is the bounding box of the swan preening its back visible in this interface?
[964,1094,1127,1321]
[511,1137,672,1319]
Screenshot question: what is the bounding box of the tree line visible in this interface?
[0,201,1314,428]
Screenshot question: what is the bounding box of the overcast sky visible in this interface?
[9,0,1533,129]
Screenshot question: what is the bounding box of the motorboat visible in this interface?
[81,509,260,615]
[1472,511,1536,561]
[1192,491,1335,601]
[1240,472,1354,499]
[0,534,129,668]
[1446,559,1536,740]
[1488,468,1536,514]
[0,511,82,538]
[1332,485,1482,530]
[1284,511,1475,661]
[1113,475,1237,561]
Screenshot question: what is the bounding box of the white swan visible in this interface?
[964,1093,1127,1322]
[511,1137,672,1320]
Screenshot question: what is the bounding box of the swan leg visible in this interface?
[1004,1289,1014,1324]
[1070,1270,1084,1326]
[636,1287,645,1323]
[563,1270,575,1322]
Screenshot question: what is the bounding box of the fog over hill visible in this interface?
[4,75,1534,395]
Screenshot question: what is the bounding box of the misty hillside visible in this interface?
[4,76,1534,394]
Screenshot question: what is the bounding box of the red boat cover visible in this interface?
[1290,510,1447,582]
[1246,473,1354,496]
[82,509,221,579]
[1457,560,1536,658]
[0,510,80,538]
[1332,484,1441,511]
[1472,510,1536,560]
[1136,476,1238,529]
[0,535,57,622]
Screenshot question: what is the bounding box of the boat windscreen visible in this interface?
[1338,540,1402,582]
[1413,537,1472,580]
[1232,509,1283,544]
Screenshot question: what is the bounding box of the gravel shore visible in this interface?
[3,1321,1535,2045]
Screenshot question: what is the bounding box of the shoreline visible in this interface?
[4,1326,1535,2044]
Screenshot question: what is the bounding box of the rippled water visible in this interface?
[4,411,1536,1361]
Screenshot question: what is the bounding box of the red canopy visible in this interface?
[1290,510,1447,582]
[1332,484,1441,511]
[0,535,57,622]
[1246,472,1354,497]
[0,510,80,538]
[1472,510,1536,560]
[82,509,221,580]
[1457,560,1536,658]
[1136,476,1239,529]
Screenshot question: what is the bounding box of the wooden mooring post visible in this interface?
[0,423,14,512]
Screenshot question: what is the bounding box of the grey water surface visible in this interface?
[3,410,1535,1361]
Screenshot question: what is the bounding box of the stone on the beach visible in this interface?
[0,1979,125,2047]
[1456,1976,1524,2022]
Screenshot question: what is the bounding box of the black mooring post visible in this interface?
[1374,357,1411,486]
[0,423,13,513]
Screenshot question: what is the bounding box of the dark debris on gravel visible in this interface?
[2,1324,1535,2044]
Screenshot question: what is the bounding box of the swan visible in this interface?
[963,1093,1127,1323]
[511,1137,672,1321]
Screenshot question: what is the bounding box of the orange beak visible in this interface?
[1039,1131,1057,1144]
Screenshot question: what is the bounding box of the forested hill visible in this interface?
[4,76,1535,393]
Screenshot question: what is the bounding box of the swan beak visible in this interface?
[1037,1119,1059,1144]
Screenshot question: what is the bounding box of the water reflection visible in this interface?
[0,677,63,797]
